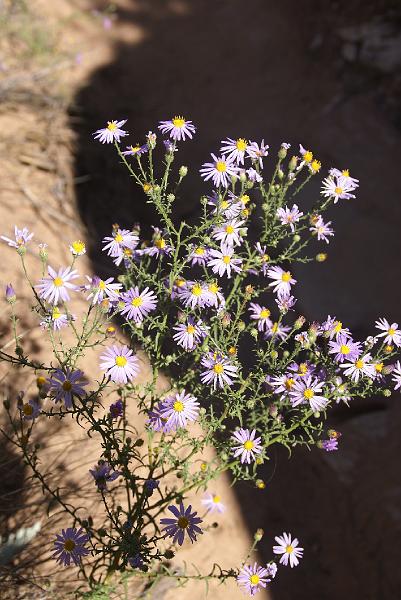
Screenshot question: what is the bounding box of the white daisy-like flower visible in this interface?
[273,532,304,567]
[267,265,296,298]
[212,218,247,247]
[340,353,376,382]
[201,492,226,514]
[375,318,401,347]
[200,154,238,188]
[207,244,242,278]
[220,137,249,165]
[93,119,128,144]
[321,174,356,203]
[158,116,196,141]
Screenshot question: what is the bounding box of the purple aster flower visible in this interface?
[188,245,210,266]
[5,283,16,304]
[1,225,34,249]
[207,244,242,278]
[119,286,157,323]
[204,281,225,309]
[122,143,148,156]
[52,527,90,566]
[177,281,209,309]
[310,215,334,243]
[231,428,263,464]
[158,116,196,141]
[89,461,121,491]
[249,303,272,332]
[276,204,303,232]
[146,403,173,433]
[270,373,297,399]
[93,119,128,144]
[321,173,356,203]
[288,361,315,379]
[255,242,270,276]
[265,321,291,341]
[246,139,269,168]
[207,191,243,219]
[36,266,79,305]
[266,562,278,579]
[160,502,203,545]
[48,368,87,408]
[267,265,296,298]
[276,294,297,313]
[340,353,375,382]
[40,306,70,331]
[289,376,328,412]
[329,167,359,190]
[320,438,339,451]
[392,360,401,390]
[201,492,226,514]
[237,562,271,596]
[173,317,209,351]
[220,137,249,165]
[375,317,401,347]
[142,228,173,258]
[109,399,123,419]
[212,218,247,247]
[245,167,262,183]
[320,315,351,339]
[273,532,303,568]
[19,398,40,421]
[200,351,238,389]
[328,334,361,363]
[163,139,177,153]
[99,344,139,384]
[157,391,200,430]
[84,276,122,304]
[102,228,139,262]
[200,154,238,188]
[144,478,159,496]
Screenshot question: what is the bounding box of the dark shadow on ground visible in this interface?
[71,1,401,598]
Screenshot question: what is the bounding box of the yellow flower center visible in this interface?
[63,539,76,552]
[107,121,117,131]
[52,307,61,320]
[175,278,186,287]
[131,297,143,307]
[23,403,33,416]
[192,283,202,296]
[342,169,350,177]
[173,400,184,412]
[304,150,313,162]
[186,325,196,334]
[177,516,189,529]
[53,277,63,287]
[260,309,271,319]
[62,380,72,391]
[355,359,364,369]
[240,194,250,204]
[143,183,152,193]
[335,186,343,195]
[334,321,342,333]
[388,328,396,336]
[155,239,166,249]
[195,247,204,255]
[115,356,127,367]
[236,138,247,151]
[221,200,229,209]
[98,280,106,290]
[250,574,260,585]
[123,248,132,257]
[271,323,278,333]
[340,344,350,355]
[303,388,314,400]
[228,346,237,355]
[375,362,384,372]
[213,363,224,374]
[286,544,294,554]
[37,376,46,387]
[285,378,295,390]
[213,495,221,503]
[222,255,231,264]
[115,233,123,243]
[244,440,254,450]
[72,240,85,254]
[225,225,234,234]
[311,160,321,172]
[130,145,140,153]
[281,271,292,282]
[208,283,219,294]
[299,363,308,375]
[216,161,227,173]
[262,254,269,263]
[172,116,186,128]
[385,345,393,353]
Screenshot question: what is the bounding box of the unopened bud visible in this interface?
[167,193,175,203]
[254,528,264,541]
[256,479,265,489]
[293,234,301,243]
[277,169,284,180]
[383,388,391,397]
[316,253,327,262]
[294,316,306,330]
[5,284,16,304]
[38,244,48,262]
[288,156,298,171]
[164,549,175,559]
[179,165,188,178]
[278,146,288,159]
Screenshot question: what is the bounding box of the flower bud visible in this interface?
[256,479,265,489]
[293,234,301,243]
[270,349,278,359]
[250,328,259,339]
[383,388,392,397]
[269,404,278,418]
[237,321,246,332]
[254,528,264,541]
[288,156,298,171]
[316,253,327,262]
[200,462,207,472]
[38,243,48,262]
[314,411,320,418]
[179,166,188,178]
[164,549,175,559]
[167,193,175,203]
[17,246,27,257]
[5,284,16,304]
[278,145,288,159]
[294,316,306,329]
[277,169,284,180]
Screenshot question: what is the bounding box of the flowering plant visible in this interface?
[1,115,399,596]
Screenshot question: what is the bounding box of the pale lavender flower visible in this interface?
[173,318,209,351]
[122,143,148,156]
[20,399,40,421]
[375,318,401,347]
[5,283,16,303]
[93,119,128,144]
[288,361,316,379]
[328,334,361,363]
[220,137,248,165]
[207,244,242,278]
[212,218,246,247]
[321,173,356,203]
[142,228,173,257]
[276,294,297,313]
[84,276,122,305]
[158,116,196,141]
[340,353,376,382]
[119,286,157,323]
[48,368,87,408]
[158,391,200,430]
[200,352,238,389]
[1,226,34,249]
[207,191,243,219]
[265,321,291,341]
[163,139,177,153]
[298,144,314,168]
[204,281,225,309]
[99,344,139,384]
[248,303,272,332]
[40,306,70,331]
[201,492,226,514]
[329,167,359,190]
[231,428,262,464]
[237,563,271,596]
[102,228,139,260]
[273,532,303,568]
[310,215,334,243]
[321,315,351,340]
[392,361,401,390]
[52,527,89,566]
[200,154,238,188]
[266,562,278,579]
[89,461,121,491]
[267,265,296,298]
[276,204,303,232]
[270,373,297,398]
[188,245,210,266]
[321,438,339,451]
[69,240,86,256]
[160,502,203,545]
[36,266,79,305]
[246,167,262,182]
[290,376,328,412]
[255,242,270,276]
[247,139,269,168]
[147,403,173,433]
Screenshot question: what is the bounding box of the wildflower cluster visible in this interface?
[1,115,398,597]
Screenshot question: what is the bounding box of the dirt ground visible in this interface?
[1,0,401,599]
